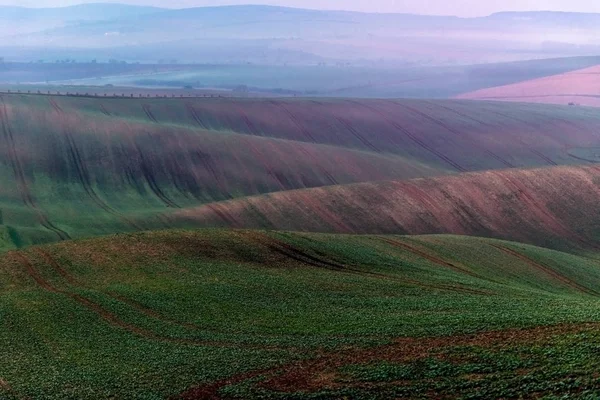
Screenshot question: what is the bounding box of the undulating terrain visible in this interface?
[4,91,600,398]
[3,94,600,250]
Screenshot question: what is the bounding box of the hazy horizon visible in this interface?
[2,0,600,17]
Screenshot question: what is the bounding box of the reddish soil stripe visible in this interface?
[379,237,480,278]
[0,97,70,241]
[491,244,600,296]
[35,249,78,285]
[488,170,598,249]
[176,322,600,399]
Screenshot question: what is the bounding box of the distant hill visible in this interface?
[0,4,163,37]
[4,5,600,65]
[0,4,163,20]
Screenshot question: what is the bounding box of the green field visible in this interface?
[3,230,600,399]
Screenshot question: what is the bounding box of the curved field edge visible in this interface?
[169,164,600,253]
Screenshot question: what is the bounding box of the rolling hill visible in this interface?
[3,229,600,398]
[6,7,600,400]
[458,64,600,107]
[172,165,600,252]
[2,95,600,250]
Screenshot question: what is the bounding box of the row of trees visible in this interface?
[2,89,228,99]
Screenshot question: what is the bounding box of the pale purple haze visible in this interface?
[2,0,600,17]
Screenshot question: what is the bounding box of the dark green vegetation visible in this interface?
[4,230,600,399]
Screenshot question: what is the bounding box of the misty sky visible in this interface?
[2,0,600,17]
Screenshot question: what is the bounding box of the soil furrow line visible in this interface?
[397,101,514,168]
[134,143,180,208]
[269,101,317,142]
[379,237,480,278]
[483,108,559,166]
[48,98,143,230]
[0,97,70,240]
[491,245,600,296]
[335,116,380,153]
[349,100,466,172]
[186,103,208,129]
[142,104,158,123]
[14,252,284,349]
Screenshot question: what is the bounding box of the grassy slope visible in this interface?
[3,229,600,398]
[172,165,600,252]
[457,64,600,107]
[2,94,600,250]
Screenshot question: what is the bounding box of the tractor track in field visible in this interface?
[133,143,180,208]
[186,103,208,129]
[269,100,317,143]
[15,251,289,350]
[231,101,260,135]
[482,108,559,166]
[99,104,111,116]
[335,116,380,153]
[49,98,144,230]
[491,245,600,297]
[348,100,466,172]
[251,234,490,295]
[142,104,158,123]
[396,101,514,168]
[35,248,206,331]
[0,97,70,241]
[379,237,481,279]
[175,321,600,399]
